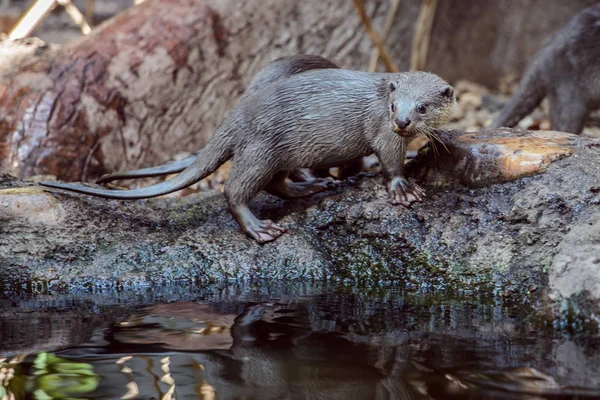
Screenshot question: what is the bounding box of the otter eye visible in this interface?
[417,104,427,114]
[391,103,396,112]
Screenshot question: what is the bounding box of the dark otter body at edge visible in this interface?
[491,3,600,134]
[41,68,455,243]
[96,55,349,185]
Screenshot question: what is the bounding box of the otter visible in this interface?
[491,3,600,134]
[96,55,348,185]
[41,68,455,243]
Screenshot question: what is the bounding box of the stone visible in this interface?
[1,128,599,325]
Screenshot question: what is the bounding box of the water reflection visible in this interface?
[1,283,599,399]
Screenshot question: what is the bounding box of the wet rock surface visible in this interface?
[1,128,599,324]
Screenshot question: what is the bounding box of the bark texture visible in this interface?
[0,0,233,181]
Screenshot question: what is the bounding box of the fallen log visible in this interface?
[0,0,239,181]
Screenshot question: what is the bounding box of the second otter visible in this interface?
[491,4,600,133]
[42,68,455,243]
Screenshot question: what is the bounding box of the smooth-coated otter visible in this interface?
[96,55,347,185]
[491,3,600,134]
[41,68,455,243]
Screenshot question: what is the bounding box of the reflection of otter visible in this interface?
[75,303,422,399]
[41,65,455,243]
[491,4,600,134]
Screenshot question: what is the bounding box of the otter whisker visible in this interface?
[424,126,449,155]
[425,131,440,158]
[433,132,450,154]
[416,127,439,158]
[419,126,451,159]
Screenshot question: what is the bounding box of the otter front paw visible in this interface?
[388,177,425,207]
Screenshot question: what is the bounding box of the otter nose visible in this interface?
[394,118,411,130]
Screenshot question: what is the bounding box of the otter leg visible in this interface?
[265,171,334,199]
[387,176,426,206]
[548,89,589,134]
[337,158,365,179]
[225,156,286,243]
[229,204,286,243]
[312,167,335,179]
[288,168,318,182]
[373,133,425,207]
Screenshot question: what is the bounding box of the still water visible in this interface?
[1,281,599,399]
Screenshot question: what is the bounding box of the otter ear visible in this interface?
[388,81,397,92]
[441,86,454,99]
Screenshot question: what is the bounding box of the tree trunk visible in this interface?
[0,0,596,181]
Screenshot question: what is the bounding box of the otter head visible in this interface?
[387,72,455,138]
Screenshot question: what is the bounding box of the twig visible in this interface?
[368,0,400,72]
[57,0,92,35]
[9,0,57,40]
[85,0,95,26]
[410,0,437,71]
[9,0,94,40]
[352,0,398,72]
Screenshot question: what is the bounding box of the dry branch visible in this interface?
[410,0,437,71]
[8,0,56,40]
[352,0,398,72]
[368,0,400,72]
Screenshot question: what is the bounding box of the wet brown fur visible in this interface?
[41,64,455,243]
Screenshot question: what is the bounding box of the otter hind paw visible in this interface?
[247,219,286,243]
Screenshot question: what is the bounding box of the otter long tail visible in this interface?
[490,65,546,129]
[95,155,196,184]
[41,130,233,200]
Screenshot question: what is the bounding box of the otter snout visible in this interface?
[392,117,414,136]
[394,118,411,130]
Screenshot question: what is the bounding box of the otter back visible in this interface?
[95,55,341,185]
